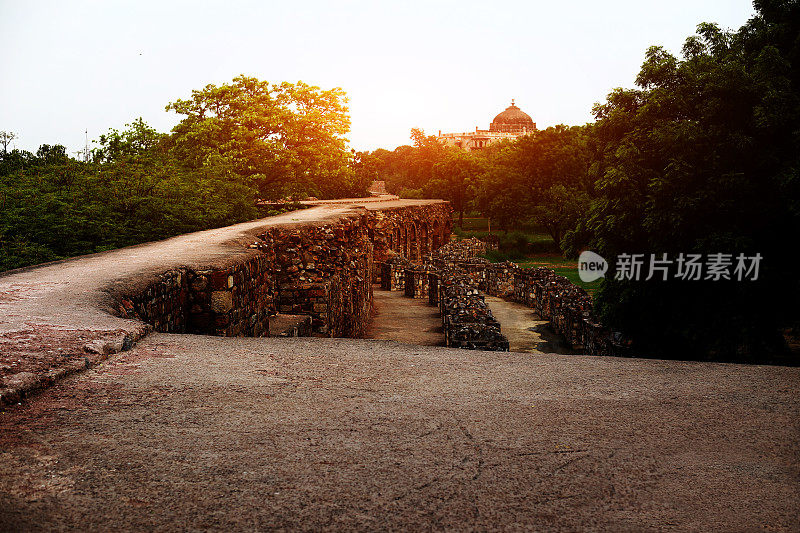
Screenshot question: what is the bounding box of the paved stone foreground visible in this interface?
[1,334,797,531]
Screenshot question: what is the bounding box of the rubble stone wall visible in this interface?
[371,205,451,265]
[427,239,628,356]
[114,201,452,339]
[437,271,509,351]
[404,268,433,299]
[261,216,373,337]
[119,270,188,334]
[378,256,410,291]
[187,255,276,337]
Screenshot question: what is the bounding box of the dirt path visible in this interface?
[1,334,798,531]
[365,288,444,346]
[484,295,578,354]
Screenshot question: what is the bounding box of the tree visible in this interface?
[166,76,354,200]
[582,5,800,358]
[472,161,530,233]
[530,185,590,250]
[426,148,482,227]
[0,131,16,155]
[94,118,164,163]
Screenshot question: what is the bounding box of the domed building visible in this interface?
[437,100,536,151]
[490,100,536,134]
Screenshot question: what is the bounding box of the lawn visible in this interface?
[514,254,600,296]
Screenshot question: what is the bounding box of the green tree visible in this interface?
[426,148,482,226]
[530,185,590,250]
[166,75,355,200]
[0,119,258,272]
[0,131,16,155]
[472,161,529,232]
[583,3,800,358]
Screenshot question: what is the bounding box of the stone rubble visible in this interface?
[416,239,629,356]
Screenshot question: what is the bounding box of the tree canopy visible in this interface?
[1,76,366,271]
[354,1,800,359]
[166,76,365,200]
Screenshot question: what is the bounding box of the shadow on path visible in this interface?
[484,295,580,355]
[365,286,444,346]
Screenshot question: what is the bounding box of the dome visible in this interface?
[490,100,535,133]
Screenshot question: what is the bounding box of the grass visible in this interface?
[453,217,600,295]
[458,217,492,231]
[514,254,600,296]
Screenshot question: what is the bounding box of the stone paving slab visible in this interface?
[0,334,797,531]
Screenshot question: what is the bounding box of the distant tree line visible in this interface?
[352,0,800,359]
[0,77,369,272]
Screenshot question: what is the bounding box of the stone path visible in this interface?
[365,287,444,346]
[1,334,797,531]
[484,295,578,354]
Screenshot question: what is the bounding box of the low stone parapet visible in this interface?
[484,261,518,298]
[404,267,432,299]
[439,276,508,351]
[379,256,410,291]
[425,237,629,356]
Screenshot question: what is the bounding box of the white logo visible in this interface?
[578,251,608,282]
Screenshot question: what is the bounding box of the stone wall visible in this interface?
[119,270,187,334]
[370,204,451,274]
[438,272,509,351]
[262,216,373,337]
[378,256,410,291]
[188,255,276,337]
[404,267,433,299]
[426,239,629,356]
[483,262,517,298]
[113,201,452,340]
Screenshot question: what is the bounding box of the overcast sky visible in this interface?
[1,0,756,156]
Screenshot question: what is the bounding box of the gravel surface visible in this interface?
[1,334,797,531]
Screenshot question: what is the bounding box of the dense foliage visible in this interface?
[1,78,365,271]
[167,76,367,199]
[583,1,800,357]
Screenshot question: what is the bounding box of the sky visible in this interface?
[1,0,756,156]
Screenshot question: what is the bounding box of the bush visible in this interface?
[456,229,560,259]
